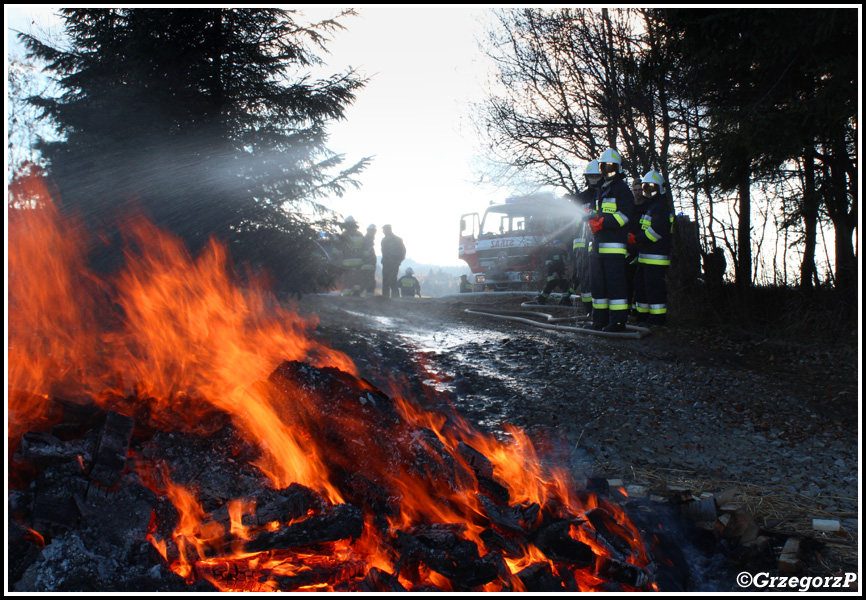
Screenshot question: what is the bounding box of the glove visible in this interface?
[628,233,637,246]
[589,217,603,234]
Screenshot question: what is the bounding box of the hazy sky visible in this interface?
[6,5,528,267]
[303,5,512,267]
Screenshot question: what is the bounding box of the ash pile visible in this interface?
[9,360,697,592]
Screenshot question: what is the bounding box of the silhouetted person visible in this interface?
[380,224,406,298]
[397,267,421,297]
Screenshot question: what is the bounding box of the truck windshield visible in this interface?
[480,209,527,236]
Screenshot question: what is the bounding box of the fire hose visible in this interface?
[463,302,651,339]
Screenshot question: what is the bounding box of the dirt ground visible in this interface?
[296,292,860,591]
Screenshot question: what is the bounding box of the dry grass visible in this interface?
[627,466,859,568]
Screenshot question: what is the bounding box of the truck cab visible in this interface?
[459,193,578,291]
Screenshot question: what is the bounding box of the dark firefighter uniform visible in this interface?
[536,241,570,304]
[339,221,365,296]
[588,172,635,331]
[380,225,406,298]
[632,195,674,326]
[398,271,421,297]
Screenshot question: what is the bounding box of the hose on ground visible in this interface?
[464,303,651,339]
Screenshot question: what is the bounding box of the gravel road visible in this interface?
[300,293,860,589]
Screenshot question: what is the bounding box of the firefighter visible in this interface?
[586,148,635,332]
[338,216,365,296]
[362,224,377,296]
[380,224,406,298]
[397,267,421,297]
[459,274,473,293]
[567,159,603,313]
[536,239,570,305]
[631,170,674,327]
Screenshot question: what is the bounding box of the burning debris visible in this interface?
[11,361,670,592]
[9,187,681,591]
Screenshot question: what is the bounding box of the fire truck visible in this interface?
[458,193,578,291]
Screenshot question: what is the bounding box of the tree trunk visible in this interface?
[736,167,752,293]
[799,147,818,290]
[828,148,857,308]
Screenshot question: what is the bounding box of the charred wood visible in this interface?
[32,466,88,531]
[594,555,653,589]
[192,561,261,591]
[242,503,364,553]
[406,427,475,492]
[457,441,495,480]
[479,527,524,559]
[268,360,402,428]
[88,411,134,490]
[573,521,626,562]
[20,432,93,468]
[456,441,511,504]
[334,566,408,592]
[265,557,367,591]
[395,524,499,588]
[476,475,509,505]
[532,520,595,566]
[331,469,400,523]
[516,562,567,592]
[208,482,328,531]
[8,516,44,586]
[584,507,637,558]
[477,493,525,534]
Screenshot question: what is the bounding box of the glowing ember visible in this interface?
[8,176,660,592]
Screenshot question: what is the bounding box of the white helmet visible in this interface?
[598,148,623,179]
[344,215,357,224]
[367,223,377,231]
[405,267,414,276]
[641,170,665,196]
[584,159,602,189]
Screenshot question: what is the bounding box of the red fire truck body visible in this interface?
[458,194,577,291]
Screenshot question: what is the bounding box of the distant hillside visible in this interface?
[401,259,470,278]
[390,260,471,297]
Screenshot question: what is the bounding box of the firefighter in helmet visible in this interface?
[338,216,365,296]
[566,159,603,313]
[536,239,570,305]
[631,170,674,327]
[397,267,421,297]
[586,148,635,332]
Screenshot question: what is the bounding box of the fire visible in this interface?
[8,186,354,499]
[8,176,658,592]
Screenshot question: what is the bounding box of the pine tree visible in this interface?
[19,8,369,293]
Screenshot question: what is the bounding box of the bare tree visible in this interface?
[474,8,670,194]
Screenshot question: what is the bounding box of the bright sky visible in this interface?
[6,5,528,267]
[311,5,510,266]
